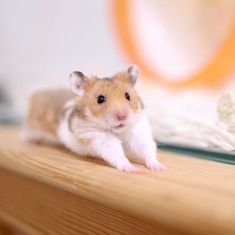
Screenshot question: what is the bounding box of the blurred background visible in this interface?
[1,0,235,153]
[0,0,125,119]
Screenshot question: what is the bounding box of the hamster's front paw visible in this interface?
[117,162,141,173]
[146,159,166,171]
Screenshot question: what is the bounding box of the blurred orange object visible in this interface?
[112,0,235,89]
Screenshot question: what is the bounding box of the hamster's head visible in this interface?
[69,65,143,133]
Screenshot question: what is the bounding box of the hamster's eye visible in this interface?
[97,95,106,104]
[125,92,130,101]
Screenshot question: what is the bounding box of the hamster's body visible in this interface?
[21,89,75,145]
[22,66,165,172]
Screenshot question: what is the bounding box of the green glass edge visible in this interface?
[157,142,235,165]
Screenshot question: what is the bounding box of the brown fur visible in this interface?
[25,72,143,137]
[78,138,91,145]
[26,89,75,136]
[73,72,142,119]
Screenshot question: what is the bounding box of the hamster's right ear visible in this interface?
[69,71,88,96]
[126,65,139,86]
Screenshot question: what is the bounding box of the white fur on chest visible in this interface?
[58,102,149,153]
[57,101,163,172]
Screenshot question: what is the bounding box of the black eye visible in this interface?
[97,95,106,104]
[125,92,130,101]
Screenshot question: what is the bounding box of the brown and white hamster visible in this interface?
[21,65,165,172]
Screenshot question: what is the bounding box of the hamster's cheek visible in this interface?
[84,106,108,127]
[103,113,115,126]
[84,107,93,118]
[128,111,141,124]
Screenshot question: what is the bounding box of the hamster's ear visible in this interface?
[126,65,139,86]
[69,71,88,96]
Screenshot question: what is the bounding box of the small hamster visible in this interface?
[21,65,165,172]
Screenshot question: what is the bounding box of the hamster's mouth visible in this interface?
[114,123,125,129]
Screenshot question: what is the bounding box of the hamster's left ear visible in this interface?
[126,65,139,86]
[69,71,88,96]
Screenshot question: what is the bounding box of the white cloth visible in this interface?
[137,83,235,151]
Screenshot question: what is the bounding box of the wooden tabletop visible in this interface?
[0,126,235,235]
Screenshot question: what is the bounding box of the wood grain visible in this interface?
[0,126,235,235]
[0,169,180,235]
[0,222,14,235]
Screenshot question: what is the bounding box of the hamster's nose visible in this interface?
[116,113,127,121]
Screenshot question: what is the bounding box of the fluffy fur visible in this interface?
[22,65,165,172]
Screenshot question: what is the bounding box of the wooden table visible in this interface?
[0,126,235,235]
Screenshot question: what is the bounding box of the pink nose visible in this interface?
[116,113,127,121]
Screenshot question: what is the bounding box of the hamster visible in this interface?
[21,65,165,172]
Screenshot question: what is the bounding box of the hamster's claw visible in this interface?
[117,163,141,173]
[146,160,166,171]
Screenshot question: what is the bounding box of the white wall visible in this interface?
[0,0,125,115]
[2,0,235,118]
